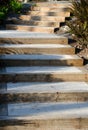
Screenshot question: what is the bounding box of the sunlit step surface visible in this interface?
[1,66,82,74]
[0,66,88,82]
[0,31,68,44]
[27,11,70,17]
[0,102,88,118]
[31,6,69,12]
[0,54,83,66]
[36,1,71,7]
[1,82,88,93]
[0,44,74,54]
[0,102,88,129]
[0,82,88,103]
[6,24,55,33]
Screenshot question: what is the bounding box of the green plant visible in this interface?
[9,0,22,13]
[0,0,22,21]
[67,0,88,48]
[0,6,8,20]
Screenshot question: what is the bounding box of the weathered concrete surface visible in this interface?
[18,15,65,22]
[6,24,55,33]
[0,44,74,55]
[0,31,68,44]
[12,19,60,27]
[0,1,88,129]
[0,66,88,82]
[27,11,70,17]
[0,54,83,66]
[0,82,88,103]
[0,102,88,130]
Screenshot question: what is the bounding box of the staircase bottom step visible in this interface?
[0,119,87,130]
[0,102,88,129]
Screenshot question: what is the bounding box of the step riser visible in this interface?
[0,118,87,130]
[13,20,60,27]
[32,17,64,22]
[0,38,68,44]
[6,25,54,33]
[0,92,88,103]
[27,11,70,17]
[0,73,87,82]
[0,59,83,67]
[0,48,74,54]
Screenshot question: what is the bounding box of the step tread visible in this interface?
[25,1,71,5]
[0,54,81,60]
[1,82,88,93]
[31,6,69,10]
[14,19,60,24]
[6,24,55,29]
[0,44,71,48]
[27,11,70,16]
[0,66,84,74]
[12,19,60,27]
[0,102,88,119]
[36,1,71,5]
[28,10,69,13]
[0,31,66,38]
[20,15,65,18]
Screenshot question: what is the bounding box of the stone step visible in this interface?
[27,11,70,17]
[0,54,83,66]
[0,82,88,103]
[0,44,74,54]
[12,19,60,27]
[6,24,55,33]
[0,102,88,129]
[0,66,88,82]
[36,1,71,7]
[0,31,68,44]
[31,6,69,12]
[19,15,65,22]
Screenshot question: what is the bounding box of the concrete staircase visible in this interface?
[6,1,71,33]
[0,1,88,130]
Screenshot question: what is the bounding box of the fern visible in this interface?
[67,0,88,48]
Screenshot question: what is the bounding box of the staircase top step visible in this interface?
[34,1,71,7]
[0,66,84,74]
[0,102,88,119]
[0,30,66,38]
[0,44,71,48]
[0,54,81,60]
[36,1,71,4]
[1,82,88,93]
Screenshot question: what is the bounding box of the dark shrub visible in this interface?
[67,0,88,48]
